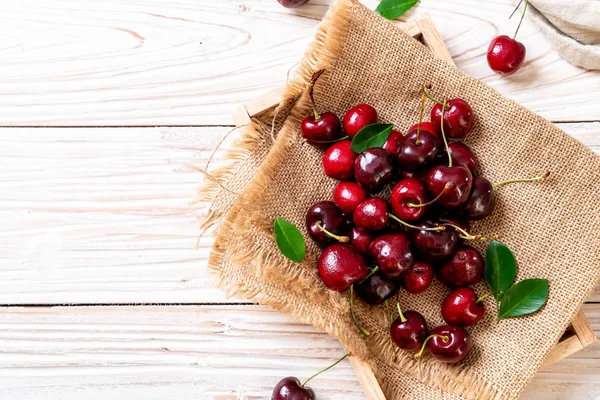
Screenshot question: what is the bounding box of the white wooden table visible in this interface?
[0,1,598,399]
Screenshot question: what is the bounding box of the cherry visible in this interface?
[430,99,474,139]
[390,306,428,352]
[420,325,472,363]
[408,121,441,145]
[463,176,495,220]
[349,227,373,255]
[397,129,439,171]
[368,233,414,280]
[277,0,310,8]
[355,266,398,305]
[354,148,398,193]
[437,245,484,288]
[443,142,478,175]
[322,140,357,181]
[426,165,473,209]
[333,181,367,214]
[301,113,341,148]
[272,377,315,400]
[441,287,485,326]
[383,129,403,155]
[343,104,377,137]
[318,244,368,292]
[353,197,389,231]
[306,201,349,247]
[411,220,458,262]
[390,178,428,222]
[487,36,526,76]
[402,260,434,294]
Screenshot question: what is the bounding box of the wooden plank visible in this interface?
[0,304,598,399]
[0,124,598,305]
[0,0,597,126]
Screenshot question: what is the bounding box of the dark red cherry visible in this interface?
[322,140,357,181]
[425,165,473,209]
[354,148,398,193]
[443,142,478,175]
[441,287,485,326]
[427,325,472,363]
[318,244,368,292]
[463,176,495,220]
[431,99,474,139]
[306,201,349,247]
[368,233,414,280]
[272,376,315,400]
[383,129,403,155]
[390,310,428,352]
[390,178,428,222]
[397,129,439,171]
[411,220,458,262]
[349,227,373,255]
[355,266,398,305]
[301,112,341,148]
[343,104,377,137]
[277,0,310,8]
[487,35,526,76]
[437,245,484,288]
[353,197,389,231]
[333,181,367,214]
[408,121,441,145]
[402,261,434,294]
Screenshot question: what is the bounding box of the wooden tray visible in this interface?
[230,15,596,400]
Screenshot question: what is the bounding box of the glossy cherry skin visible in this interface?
[390,178,428,222]
[427,325,472,363]
[343,104,377,137]
[487,35,526,76]
[463,176,495,220]
[301,112,341,148]
[318,243,369,292]
[402,261,434,294]
[431,99,474,139]
[354,148,398,193]
[390,310,428,352]
[322,140,357,181]
[349,227,373,255]
[426,165,473,209]
[441,287,485,326]
[306,201,349,247]
[333,181,367,214]
[437,245,484,288]
[353,197,389,231]
[397,129,439,171]
[383,129,403,155]
[411,220,458,262]
[272,376,315,400]
[368,233,414,280]
[443,142,478,175]
[355,266,398,305]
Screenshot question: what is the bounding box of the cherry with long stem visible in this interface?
[389,213,446,232]
[307,70,324,121]
[316,221,349,243]
[407,182,453,208]
[440,99,452,167]
[512,0,529,40]
[350,285,370,336]
[301,353,350,387]
[493,171,549,188]
[442,223,497,241]
[414,334,449,359]
[422,84,445,108]
[415,92,427,145]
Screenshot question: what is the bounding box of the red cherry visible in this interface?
[349,227,373,255]
[426,325,472,363]
[354,148,398,193]
[437,245,484,288]
[402,260,434,294]
[441,287,485,326]
[487,35,526,76]
[463,176,495,220]
[318,244,368,292]
[277,0,310,8]
[430,99,474,139]
[322,140,357,181]
[397,129,439,172]
[353,197,389,232]
[383,129,403,155]
[408,122,441,144]
[305,201,349,247]
[390,309,428,352]
[425,165,473,209]
[355,266,398,305]
[301,112,341,148]
[390,178,428,222]
[343,104,377,137]
[271,376,315,400]
[368,233,414,280]
[333,182,367,214]
[411,220,458,262]
[443,142,478,175]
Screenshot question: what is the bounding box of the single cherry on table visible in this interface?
[390,306,428,352]
[306,201,349,247]
[487,35,526,76]
[441,287,485,326]
[322,140,357,181]
[354,148,398,193]
[437,245,484,288]
[343,103,377,137]
[318,243,368,292]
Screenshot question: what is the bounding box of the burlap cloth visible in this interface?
[196,0,600,398]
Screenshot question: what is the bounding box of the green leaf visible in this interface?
[376,0,419,20]
[485,240,517,301]
[274,218,305,263]
[498,279,549,319]
[350,123,393,153]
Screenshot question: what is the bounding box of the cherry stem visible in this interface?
[349,285,370,336]
[421,84,444,106]
[385,300,397,362]
[388,213,446,232]
[359,266,380,284]
[443,223,497,241]
[301,353,349,387]
[307,69,325,121]
[407,182,453,208]
[492,171,550,188]
[316,221,349,243]
[396,302,407,323]
[415,92,427,145]
[414,334,449,359]
[476,292,496,304]
[305,135,350,144]
[440,99,452,168]
[513,0,529,40]
[509,0,524,19]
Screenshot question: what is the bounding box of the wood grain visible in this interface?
[0,304,597,399]
[0,0,598,126]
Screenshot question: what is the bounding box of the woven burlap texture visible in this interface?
[196,1,600,399]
